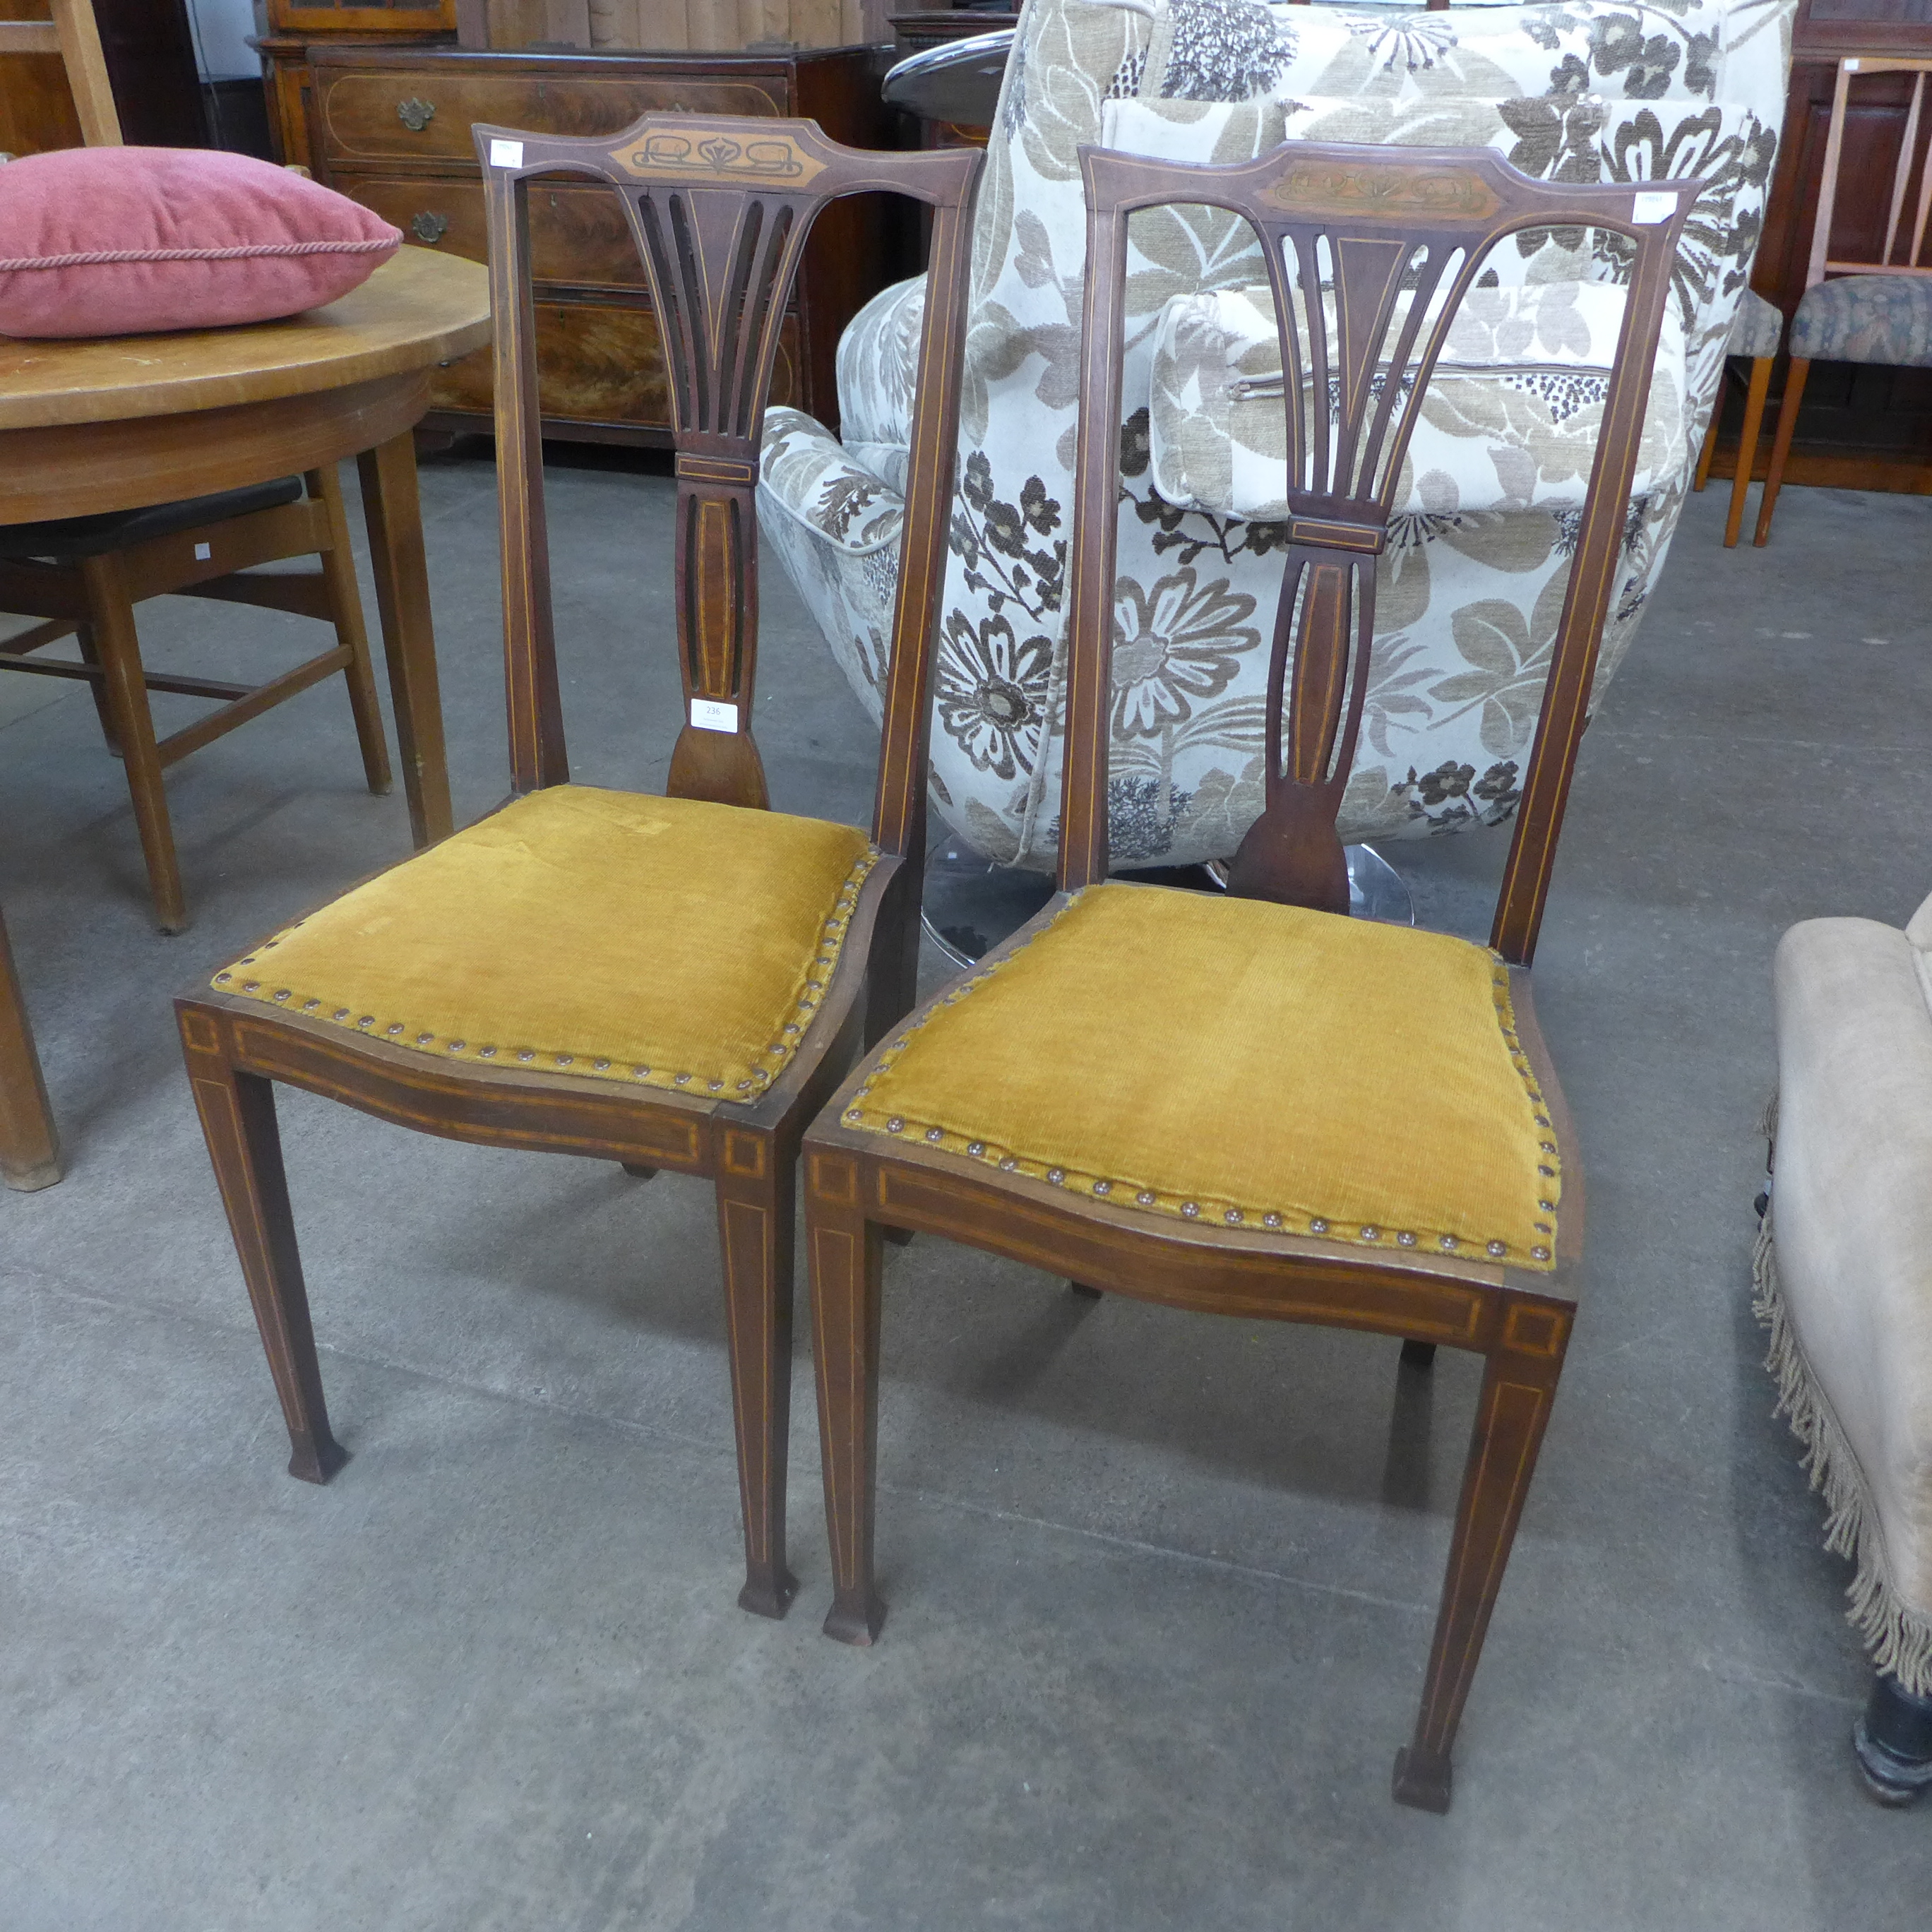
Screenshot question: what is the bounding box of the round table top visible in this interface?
[0,246,493,435]
[881,30,1013,128]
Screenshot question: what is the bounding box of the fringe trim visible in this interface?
[1754,1205,1932,1695]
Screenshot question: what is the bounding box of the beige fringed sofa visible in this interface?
[1760,888,1932,1803]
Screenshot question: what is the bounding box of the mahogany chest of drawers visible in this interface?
[305,42,900,444]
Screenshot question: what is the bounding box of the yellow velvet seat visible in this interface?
[841,883,1562,1268]
[213,783,876,1101]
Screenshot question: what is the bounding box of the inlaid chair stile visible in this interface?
[175,117,979,1618]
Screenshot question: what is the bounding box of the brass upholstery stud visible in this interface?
[783,1024,799,1036]
[1397,1232,1417,1246]
[1093,1179,1111,1195]
[1440,1234,1457,1250]
[1224,1209,1242,1225]
[1531,1246,1551,1262]
[448,1040,465,1051]
[1539,1199,1555,1212]
[886,1116,904,1132]
[846,1109,862,1123]
[967,1141,985,1157]
[708,1080,722,1092]
[303,1000,318,1011]
[738,1080,753,1091]
[357,1016,374,1027]
[556,1055,573,1067]
[1136,1191,1155,1205]
[417,1032,434,1044]
[1046,1167,1065,1183]
[1263,1212,1282,1228]
[215,972,232,984]
[1361,1225,1380,1240]
[674,1073,690,1085]
[633,1066,650,1077]
[1487,1240,1507,1257]
[594,1059,610,1071]
[1537,1164,1555,1178]
[242,982,260,993]
[480,1047,496,1058]
[1310,1217,1328,1234]
[926,1127,943,1142]
[387,1022,404,1034]
[273,990,290,1002]
[518,1050,535,1061]
[1000,1157,1018,1171]
[1535,1221,1551,1234]
[333,1008,350,1020]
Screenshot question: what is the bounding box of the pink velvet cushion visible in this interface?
[0,147,402,340]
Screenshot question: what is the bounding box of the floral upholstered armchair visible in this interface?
[758,0,1796,873]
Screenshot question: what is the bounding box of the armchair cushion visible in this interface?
[1789,275,1932,366]
[1761,912,1932,1690]
[1147,280,1686,521]
[840,881,1562,1268]
[212,785,876,1102]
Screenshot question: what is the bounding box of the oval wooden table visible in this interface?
[0,246,491,1191]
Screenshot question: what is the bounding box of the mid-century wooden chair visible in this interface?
[804,141,1692,1810]
[1692,287,1784,547]
[0,0,395,934]
[174,115,979,1619]
[1755,55,1932,545]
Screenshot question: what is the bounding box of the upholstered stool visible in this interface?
[1693,288,1784,549]
[1759,886,1932,1802]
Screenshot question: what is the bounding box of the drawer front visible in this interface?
[430,302,801,428]
[318,71,787,165]
[350,175,648,290]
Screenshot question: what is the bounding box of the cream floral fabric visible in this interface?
[758,0,1795,865]
[1147,280,1686,519]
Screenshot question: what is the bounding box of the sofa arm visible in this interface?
[759,405,905,557]
[835,275,927,499]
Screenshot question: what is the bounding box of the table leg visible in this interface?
[0,905,60,1191]
[356,434,453,849]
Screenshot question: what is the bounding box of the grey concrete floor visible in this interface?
[1,451,1928,1929]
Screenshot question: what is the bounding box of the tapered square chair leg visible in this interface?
[808,1151,886,1645]
[1394,1297,1572,1813]
[179,1004,345,1484]
[717,1138,799,1619]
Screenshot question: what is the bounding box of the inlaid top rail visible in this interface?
[0,247,491,431]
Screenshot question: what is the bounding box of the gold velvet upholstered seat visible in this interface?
[213,785,875,1102]
[841,883,1561,1269]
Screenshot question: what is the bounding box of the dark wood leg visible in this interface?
[808,1150,886,1645]
[1693,364,1726,492]
[357,432,452,849]
[80,554,186,933]
[716,1134,799,1619]
[1400,1340,1437,1368]
[1724,357,1773,549]
[1854,1674,1932,1806]
[0,905,60,1191]
[1753,357,1809,548]
[621,1162,658,1179]
[1393,1294,1570,1813]
[309,464,392,798]
[178,1006,345,1484]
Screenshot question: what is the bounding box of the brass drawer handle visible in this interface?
[397,97,435,132]
[411,212,449,244]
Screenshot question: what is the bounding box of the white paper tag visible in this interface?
[489,139,525,169]
[193,542,211,561]
[690,698,740,734]
[1633,191,1676,226]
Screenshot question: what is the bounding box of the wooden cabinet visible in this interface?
[304,42,900,443]
[1712,0,1932,489]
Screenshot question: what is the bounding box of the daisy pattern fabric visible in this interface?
[758,0,1795,871]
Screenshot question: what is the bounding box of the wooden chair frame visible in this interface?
[0,0,119,148]
[1693,335,1776,548]
[1757,56,1932,544]
[0,468,393,932]
[804,142,1693,1810]
[174,114,979,1620]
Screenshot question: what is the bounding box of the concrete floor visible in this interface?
[1,450,1928,1929]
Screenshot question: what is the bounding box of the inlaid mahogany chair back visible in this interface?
[1067,143,1690,959]
[1756,56,1932,544]
[804,141,1692,1813]
[176,117,979,1619]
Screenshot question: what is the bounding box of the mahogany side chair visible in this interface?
[804,141,1693,1809]
[174,114,979,1620]
[0,0,403,936]
[1755,55,1932,545]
